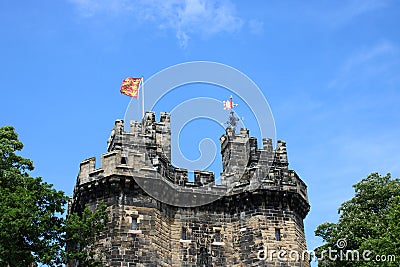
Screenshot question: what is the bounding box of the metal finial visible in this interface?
[226,110,240,129]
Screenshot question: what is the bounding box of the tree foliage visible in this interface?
[0,126,67,266]
[64,203,108,267]
[315,173,400,266]
[0,126,108,266]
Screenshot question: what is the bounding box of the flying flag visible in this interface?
[223,96,238,110]
[120,77,142,98]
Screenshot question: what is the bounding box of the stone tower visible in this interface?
[69,111,310,266]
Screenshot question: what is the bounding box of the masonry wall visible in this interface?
[72,178,308,266]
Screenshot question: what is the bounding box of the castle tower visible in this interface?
[69,111,310,266]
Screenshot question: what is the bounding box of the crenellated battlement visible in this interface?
[75,111,308,203]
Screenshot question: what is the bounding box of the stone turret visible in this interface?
[68,112,310,267]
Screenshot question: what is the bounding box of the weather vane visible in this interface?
[223,96,240,129]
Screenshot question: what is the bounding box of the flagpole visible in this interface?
[141,76,144,119]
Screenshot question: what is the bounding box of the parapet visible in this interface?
[77,157,96,184]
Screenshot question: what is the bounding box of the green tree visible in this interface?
[315,173,400,266]
[64,203,108,267]
[0,126,67,265]
[0,126,108,266]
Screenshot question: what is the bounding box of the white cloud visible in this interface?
[329,0,390,26]
[341,42,397,72]
[329,41,400,90]
[68,0,131,17]
[332,132,400,177]
[248,19,264,36]
[69,0,244,48]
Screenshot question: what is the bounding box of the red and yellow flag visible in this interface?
[120,77,142,98]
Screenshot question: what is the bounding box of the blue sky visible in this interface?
[1,0,400,256]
